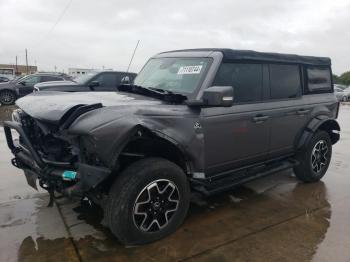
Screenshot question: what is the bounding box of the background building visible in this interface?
[68,68,97,76]
[0,64,37,77]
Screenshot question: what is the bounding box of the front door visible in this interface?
[91,72,118,91]
[17,75,40,96]
[202,62,270,176]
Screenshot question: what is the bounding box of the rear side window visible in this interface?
[269,64,301,99]
[41,76,63,82]
[306,66,332,93]
[94,73,117,88]
[213,63,263,103]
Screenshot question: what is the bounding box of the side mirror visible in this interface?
[121,76,131,85]
[19,81,26,86]
[89,81,100,88]
[202,86,234,107]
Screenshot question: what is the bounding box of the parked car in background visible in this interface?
[0,73,72,105]
[0,76,10,83]
[34,71,137,92]
[334,84,348,90]
[335,85,350,102]
[4,48,340,245]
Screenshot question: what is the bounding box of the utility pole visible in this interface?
[25,48,29,74]
[15,56,18,75]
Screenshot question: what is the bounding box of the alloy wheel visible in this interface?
[133,179,180,232]
[0,91,15,104]
[311,140,329,173]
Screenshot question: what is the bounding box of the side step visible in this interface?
[191,159,298,196]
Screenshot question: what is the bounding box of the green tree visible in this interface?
[338,71,350,86]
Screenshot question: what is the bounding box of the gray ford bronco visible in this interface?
[4,49,340,244]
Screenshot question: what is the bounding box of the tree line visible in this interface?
[333,71,350,86]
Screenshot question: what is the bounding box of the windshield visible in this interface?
[73,72,97,84]
[134,57,211,94]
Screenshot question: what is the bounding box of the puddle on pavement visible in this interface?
[0,105,17,126]
[1,105,350,261]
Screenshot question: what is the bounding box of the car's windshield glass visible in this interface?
[16,75,30,82]
[134,57,211,94]
[73,72,97,84]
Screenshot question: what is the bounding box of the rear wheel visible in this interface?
[105,158,190,245]
[0,90,16,105]
[294,131,332,182]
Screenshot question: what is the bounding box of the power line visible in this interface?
[127,40,140,72]
[37,0,73,46]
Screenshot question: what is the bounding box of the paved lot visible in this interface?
[1,104,350,262]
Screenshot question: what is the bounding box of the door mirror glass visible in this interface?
[202,86,234,107]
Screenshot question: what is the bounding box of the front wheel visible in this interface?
[294,131,332,182]
[105,158,190,245]
[0,90,16,105]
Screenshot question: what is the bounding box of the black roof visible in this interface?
[162,48,331,66]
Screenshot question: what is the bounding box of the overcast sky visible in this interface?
[0,0,349,74]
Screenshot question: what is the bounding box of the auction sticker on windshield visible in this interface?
[177,65,203,75]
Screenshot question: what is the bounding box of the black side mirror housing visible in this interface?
[121,76,131,85]
[19,81,26,86]
[202,86,234,107]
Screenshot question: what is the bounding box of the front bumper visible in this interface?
[3,120,111,194]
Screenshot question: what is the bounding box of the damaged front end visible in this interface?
[4,106,111,206]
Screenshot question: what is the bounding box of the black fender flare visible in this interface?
[108,125,193,174]
[296,116,340,150]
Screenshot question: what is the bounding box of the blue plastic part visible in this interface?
[62,170,77,181]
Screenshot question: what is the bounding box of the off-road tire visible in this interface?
[0,90,16,105]
[105,157,190,245]
[294,131,332,183]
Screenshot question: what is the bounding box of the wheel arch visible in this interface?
[297,116,340,150]
[111,125,193,176]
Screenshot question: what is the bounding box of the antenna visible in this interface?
[126,40,140,72]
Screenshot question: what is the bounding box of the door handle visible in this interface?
[296,109,310,115]
[252,115,270,123]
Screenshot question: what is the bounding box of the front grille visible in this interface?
[17,113,76,164]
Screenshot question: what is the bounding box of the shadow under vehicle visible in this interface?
[3,48,340,245]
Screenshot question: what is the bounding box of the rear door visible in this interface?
[266,64,312,157]
[202,63,271,176]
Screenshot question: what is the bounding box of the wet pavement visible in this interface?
[1,104,350,262]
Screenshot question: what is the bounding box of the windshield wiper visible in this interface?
[119,84,187,103]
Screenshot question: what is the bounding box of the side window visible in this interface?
[306,66,332,93]
[213,63,263,103]
[269,64,301,99]
[93,73,117,88]
[41,76,63,82]
[22,75,40,86]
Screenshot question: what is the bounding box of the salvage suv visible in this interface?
[4,49,340,245]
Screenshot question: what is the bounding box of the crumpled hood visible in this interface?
[16,91,162,123]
